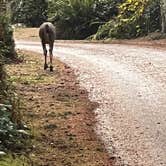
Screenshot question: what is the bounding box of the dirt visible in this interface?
[14,28,40,41]
[6,50,114,166]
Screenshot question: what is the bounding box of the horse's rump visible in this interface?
[39,22,56,44]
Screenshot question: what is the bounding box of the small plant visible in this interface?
[0,67,29,153]
[0,104,29,152]
[0,5,31,165]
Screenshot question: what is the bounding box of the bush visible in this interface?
[0,62,29,153]
[93,20,117,40]
[94,0,161,39]
[49,0,119,39]
[0,11,28,153]
[50,0,97,39]
[0,60,28,152]
[144,0,161,33]
[0,104,28,152]
[108,0,148,39]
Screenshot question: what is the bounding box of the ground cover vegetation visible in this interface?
[0,2,30,165]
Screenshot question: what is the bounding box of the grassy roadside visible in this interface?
[6,50,114,165]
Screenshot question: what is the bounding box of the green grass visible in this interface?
[9,73,46,85]
[0,155,29,166]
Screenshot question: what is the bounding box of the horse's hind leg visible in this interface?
[49,42,54,72]
[42,41,48,70]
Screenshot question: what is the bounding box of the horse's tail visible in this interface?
[45,24,50,34]
[45,24,52,42]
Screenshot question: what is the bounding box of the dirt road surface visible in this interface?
[16,40,166,166]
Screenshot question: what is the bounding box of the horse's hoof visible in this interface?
[50,66,53,72]
[44,64,48,70]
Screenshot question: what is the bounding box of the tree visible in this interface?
[11,0,48,27]
[160,0,166,33]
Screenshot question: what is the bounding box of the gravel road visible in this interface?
[16,40,166,166]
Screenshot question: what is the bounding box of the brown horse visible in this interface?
[39,22,56,71]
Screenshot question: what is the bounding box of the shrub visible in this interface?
[0,104,28,152]
[109,0,149,39]
[49,0,119,39]
[93,20,115,40]
[94,0,161,39]
[0,8,28,153]
[0,61,29,153]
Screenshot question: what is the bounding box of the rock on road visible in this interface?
[16,40,166,166]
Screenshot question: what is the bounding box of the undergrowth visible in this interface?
[0,59,31,165]
[0,12,31,165]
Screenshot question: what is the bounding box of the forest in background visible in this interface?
[10,0,166,40]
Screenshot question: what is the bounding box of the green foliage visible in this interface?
[0,104,28,152]
[9,0,164,39]
[48,0,119,39]
[95,0,162,39]
[0,68,29,152]
[54,0,96,39]
[95,0,149,39]
[11,0,48,27]
[144,0,161,33]
[0,6,29,156]
[93,20,114,40]
[0,155,29,166]
[94,0,120,21]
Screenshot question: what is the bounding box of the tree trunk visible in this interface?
[160,0,166,33]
